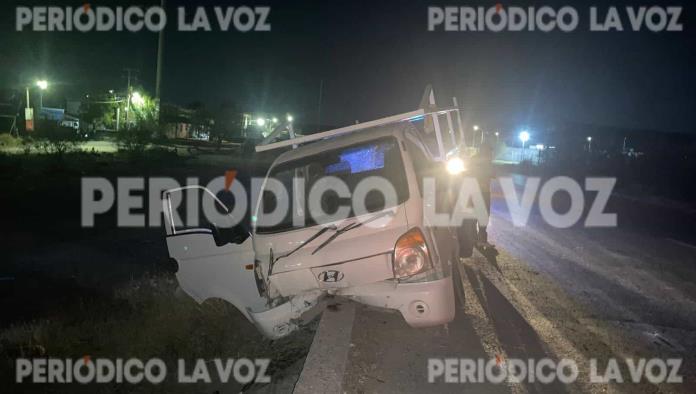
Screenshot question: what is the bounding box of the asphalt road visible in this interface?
[342,179,696,393]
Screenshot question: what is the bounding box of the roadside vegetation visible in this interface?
[0,133,22,148]
[0,147,285,393]
[0,274,316,393]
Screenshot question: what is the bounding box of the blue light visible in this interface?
[325,145,386,175]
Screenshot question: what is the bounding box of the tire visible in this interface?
[457,219,477,258]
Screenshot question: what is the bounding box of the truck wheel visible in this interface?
[457,220,477,258]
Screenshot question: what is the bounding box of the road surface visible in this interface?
[341,179,696,393]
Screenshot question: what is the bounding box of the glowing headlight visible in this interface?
[446,157,466,175]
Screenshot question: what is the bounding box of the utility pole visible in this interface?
[452,97,465,146]
[316,79,324,132]
[155,0,165,101]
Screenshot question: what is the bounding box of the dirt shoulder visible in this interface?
[466,248,695,393]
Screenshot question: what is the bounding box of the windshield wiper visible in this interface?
[311,210,395,255]
[269,225,337,276]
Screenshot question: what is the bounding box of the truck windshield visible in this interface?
[256,137,408,234]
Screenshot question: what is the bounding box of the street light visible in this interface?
[472,125,481,147]
[587,136,593,153]
[272,117,278,123]
[519,130,530,149]
[519,130,530,161]
[256,118,266,127]
[35,80,48,110]
[131,91,145,107]
[286,114,294,123]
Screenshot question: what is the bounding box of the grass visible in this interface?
[0,133,22,148]
[0,274,316,393]
[0,149,302,393]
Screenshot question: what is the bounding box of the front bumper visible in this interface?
[336,275,455,327]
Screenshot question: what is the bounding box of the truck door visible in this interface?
[162,186,267,321]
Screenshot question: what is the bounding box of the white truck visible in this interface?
[163,87,479,338]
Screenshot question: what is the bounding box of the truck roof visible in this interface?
[273,122,412,166]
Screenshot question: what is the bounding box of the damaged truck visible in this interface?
[163,87,481,338]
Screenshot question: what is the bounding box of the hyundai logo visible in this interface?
[318,270,344,283]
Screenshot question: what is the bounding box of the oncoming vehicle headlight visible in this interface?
[393,228,433,278]
[445,157,466,175]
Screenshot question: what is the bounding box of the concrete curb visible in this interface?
[293,301,356,394]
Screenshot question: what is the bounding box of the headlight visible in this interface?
[393,228,432,278]
[446,157,466,175]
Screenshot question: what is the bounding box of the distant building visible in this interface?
[39,107,65,121]
[39,107,80,130]
[161,104,213,140]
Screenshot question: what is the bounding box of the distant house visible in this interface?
[161,104,213,140]
[39,107,80,130]
[39,107,65,121]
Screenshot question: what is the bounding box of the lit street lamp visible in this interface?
[519,130,530,149]
[473,125,481,147]
[287,114,294,123]
[256,118,266,127]
[519,130,530,161]
[36,79,48,109]
[125,91,145,128]
[587,136,593,153]
[130,91,145,107]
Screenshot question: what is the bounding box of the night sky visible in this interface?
[1,0,694,134]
